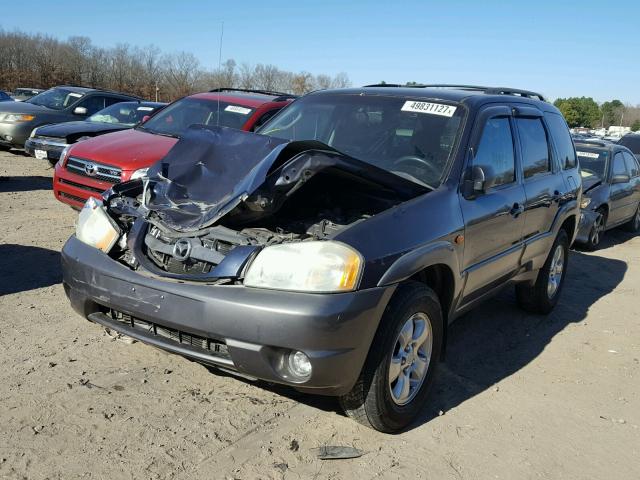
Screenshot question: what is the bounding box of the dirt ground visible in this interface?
[0,150,638,480]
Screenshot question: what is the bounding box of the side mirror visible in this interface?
[611,173,630,184]
[463,166,490,199]
[141,115,151,123]
[73,106,88,115]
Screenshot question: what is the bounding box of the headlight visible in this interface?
[244,241,362,292]
[76,197,121,253]
[3,113,35,122]
[129,168,149,180]
[57,145,72,167]
[581,197,592,209]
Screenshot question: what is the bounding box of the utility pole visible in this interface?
[155,80,159,102]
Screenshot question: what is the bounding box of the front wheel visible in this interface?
[625,204,640,233]
[585,209,606,250]
[516,229,569,314]
[339,282,443,433]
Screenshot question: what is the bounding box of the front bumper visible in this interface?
[575,209,601,244]
[53,161,113,209]
[25,137,67,161]
[61,236,395,395]
[0,122,35,148]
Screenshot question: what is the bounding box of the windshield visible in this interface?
[26,88,84,110]
[140,97,255,137]
[258,93,464,187]
[88,102,156,126]
[576,148,608,178]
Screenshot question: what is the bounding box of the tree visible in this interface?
[631,119,640,132]
[601,99,624,127]
[553,97,601,128]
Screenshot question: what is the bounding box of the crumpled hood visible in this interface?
[582,173,602,193]
[142,125,428,232]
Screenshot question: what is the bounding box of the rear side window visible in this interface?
[544,112,576,169]
[613,153,628,176]
[623,151,640,177]
[516,118,551,178]
[473,117,515,187]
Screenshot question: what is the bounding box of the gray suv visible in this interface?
[61,85,581,432]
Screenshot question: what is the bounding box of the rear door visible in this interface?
[609,151,634,225]
[514,108,566,246]
[459,106,526,298]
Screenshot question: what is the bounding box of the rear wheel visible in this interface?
[516,229,569,314]
[339,282,443,433]
[625,204,640,233]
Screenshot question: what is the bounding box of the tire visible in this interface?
[516,229,569,314]
[624,204,640,233]
[0,146,10,152]
[339,281,443,433]
[585,208,606,251]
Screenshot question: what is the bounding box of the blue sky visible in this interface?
[2,0,639,104]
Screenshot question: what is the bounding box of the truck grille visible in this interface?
[65,157,122,184]
[108,310,231,361]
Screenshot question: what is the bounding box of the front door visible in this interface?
[459,107,526,299]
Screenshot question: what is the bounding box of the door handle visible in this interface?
[510,203,524,218]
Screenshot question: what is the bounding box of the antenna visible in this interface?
[216,21,224,127]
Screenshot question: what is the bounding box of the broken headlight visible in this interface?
[76,197,121,253]
[244,241,362,293]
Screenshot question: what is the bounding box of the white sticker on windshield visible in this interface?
[68,93,83,98]
[137,106,154,111]
[225,105,252,115]
[401,101,457,117]
[577,151,599,158]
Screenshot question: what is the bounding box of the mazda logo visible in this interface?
[84,163,98,176]
[172,239,192,261]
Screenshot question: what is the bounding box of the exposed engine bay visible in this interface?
[103,125,428,281]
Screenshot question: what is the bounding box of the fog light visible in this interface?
[288,350,312,379]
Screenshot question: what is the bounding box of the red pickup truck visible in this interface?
[53,88,296,208]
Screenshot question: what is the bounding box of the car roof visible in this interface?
[115,100,167,108]
[575,141,633,155]
[55,85,141,98]
[188,89,296,108]
[310,85,551,110]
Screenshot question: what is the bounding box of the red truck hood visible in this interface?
[68,128,177,170]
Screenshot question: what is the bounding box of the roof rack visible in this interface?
[574,139,609,148]
[208,87,297,101]
[363,83,547,102]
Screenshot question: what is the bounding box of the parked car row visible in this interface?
[4,83,639,433]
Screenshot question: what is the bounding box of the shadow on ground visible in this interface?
[0,244,62,296]
[0,175,52,193]
[211,249,628,431]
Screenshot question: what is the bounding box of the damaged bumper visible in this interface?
[61,235,395,395]
[575,209,600,244]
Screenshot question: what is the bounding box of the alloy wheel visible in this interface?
[547,245,565,299]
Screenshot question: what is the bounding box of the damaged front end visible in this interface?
[91,125,427,290]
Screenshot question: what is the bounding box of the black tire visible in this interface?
[0,146,10,152]
[585,208,606,251]
[339,281,443,433]
[516,229,569,314]
[624,204,640,233]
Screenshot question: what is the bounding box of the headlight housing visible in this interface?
[244,241,363,293]
[76,197,121,253]
[2,113,35,122]
[581,197,592,209]
[57,145,72,167]
[129,167,149,180]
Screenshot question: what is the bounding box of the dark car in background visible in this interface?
[11,88,44,102]
[53,88,296,208]
[25,100,166,164]
[0,91,14,102]
[575,141,640,249]
[618,133,640,160]
[61,85,580,432]
[0,86,139,150]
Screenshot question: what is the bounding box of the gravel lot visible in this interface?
[1,150,638,480]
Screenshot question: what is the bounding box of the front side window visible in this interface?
[141,98,255,137]
[259,93,465,187]
[516,118,550,178]
[612,153,628,177]
[26,88,84,110]
[544,112,576,169]
[473,117,515,188]
[623,151,640,177]
[77,96,106,115]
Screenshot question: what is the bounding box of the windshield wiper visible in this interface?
[137,125,178,138]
